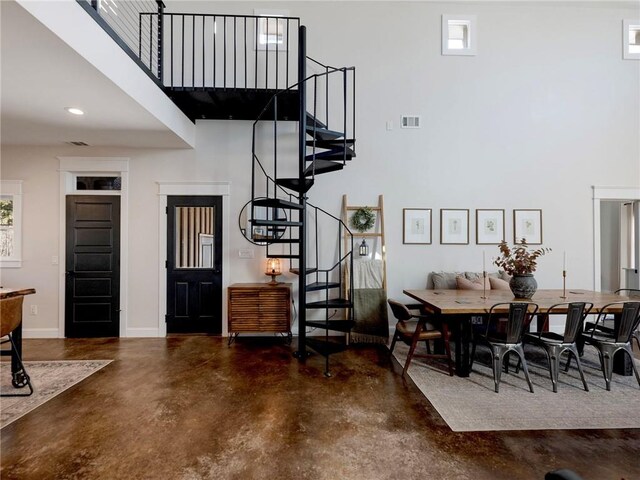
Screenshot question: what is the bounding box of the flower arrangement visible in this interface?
[350,207,375,233]
[493,239,551,276]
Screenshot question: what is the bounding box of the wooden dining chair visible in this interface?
[524,302,593,392]
[388,299,454,377]
[470,302,539,393]
[1,296,34,397]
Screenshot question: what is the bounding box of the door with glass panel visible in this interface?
[166,196,222,334]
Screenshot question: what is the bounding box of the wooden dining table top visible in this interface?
[0,287,36,299]
[402,289,630,315]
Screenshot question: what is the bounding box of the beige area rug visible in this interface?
[392,343,640,432]
[0,360,112,429]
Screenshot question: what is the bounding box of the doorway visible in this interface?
[166,196,222,334]
[65,195,121,337]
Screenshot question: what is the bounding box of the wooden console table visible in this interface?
[227,283,292,344]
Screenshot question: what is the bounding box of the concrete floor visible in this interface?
[1,337,639,480]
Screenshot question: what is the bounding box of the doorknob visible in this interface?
[65,271,75,276]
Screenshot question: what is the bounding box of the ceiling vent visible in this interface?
[401,115,421,129]
[66,141,90,146]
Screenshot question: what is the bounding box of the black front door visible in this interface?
[65,195,121,338]
[167,196,222,334]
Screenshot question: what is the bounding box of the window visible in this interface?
[623,19,640,60]
[442,15,477,56]
[255,9,290,51]
[0,181,22,268]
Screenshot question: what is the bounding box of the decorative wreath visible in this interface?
[350,207,375,233]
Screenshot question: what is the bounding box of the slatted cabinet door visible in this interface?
[228,283,291,335]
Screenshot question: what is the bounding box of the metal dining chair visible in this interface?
[581,301,640,391]
[470,302,539,393]
[615,289,640,350]
[524,302,593,392]
[1,296,34,397]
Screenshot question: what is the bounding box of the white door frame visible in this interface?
[58,157,129,337]
[157,182,231,337]
[592,185,640,291]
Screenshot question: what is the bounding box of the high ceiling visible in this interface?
[0,1,191,149]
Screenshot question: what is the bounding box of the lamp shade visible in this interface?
[266,258,282,284]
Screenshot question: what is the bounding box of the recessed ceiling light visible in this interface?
[65,107,84,116]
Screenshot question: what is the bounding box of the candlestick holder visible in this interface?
[481,270,487,299]
[560,270,567,298]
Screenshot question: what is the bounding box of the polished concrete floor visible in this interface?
[1,337,639,480]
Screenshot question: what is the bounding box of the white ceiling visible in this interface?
[0,1,192,149]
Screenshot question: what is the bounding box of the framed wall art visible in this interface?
[476,209,505,245]
[440,209,469,244]
[513,209,542,244]
[403,208,432,244]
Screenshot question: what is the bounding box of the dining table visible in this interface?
[402,288,632,377]
[1,287,37,388]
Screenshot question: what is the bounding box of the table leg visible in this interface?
[12,320,23,376]
[454,315,472,377]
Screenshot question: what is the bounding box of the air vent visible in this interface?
[401,115,421,129]
[66,141,90,146]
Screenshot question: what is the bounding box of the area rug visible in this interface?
[392,343,640,432]
[0,360,112,429]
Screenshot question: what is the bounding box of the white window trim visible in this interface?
[0,180,23,268]
[623,19,640,60]
[442,14,477,56]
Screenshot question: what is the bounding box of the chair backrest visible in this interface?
[388,299,413,322]
[488,302,538,343]
[615,289,640,299]
[0,296,24,338]
[613,301,640,342]
[548,302,593,343]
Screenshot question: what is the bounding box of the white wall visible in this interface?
[1,1,638,337]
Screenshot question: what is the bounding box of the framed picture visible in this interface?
[476,209,505,245]
[403,208,432,244]
[440,209,469,245]
[513,209,542,244]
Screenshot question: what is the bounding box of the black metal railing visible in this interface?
[79,3,301,91]
[140,13,300,90]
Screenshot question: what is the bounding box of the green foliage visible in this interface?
[493,238,551,276]
[0,200,13,226]
[349,207,375,233]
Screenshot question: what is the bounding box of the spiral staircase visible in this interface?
[248,27,357,376]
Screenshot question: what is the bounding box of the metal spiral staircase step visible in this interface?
[305,338,348,357]
[305,125,344,141]
[266,253,299,259]
[306,319,356,332]
[306,298,353,309]
[304,160,344,177]
[305,147,355,162]
[290,267,318,275]
[251,219,302,227]
[306,139,355,148]
[275,178,314,193]
[306,112,327,130]
[306,282,341,292]
[253,237,300,244]
[253,198,303,210]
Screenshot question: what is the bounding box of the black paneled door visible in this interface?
[65,195,121,338]
[166,196,222,334]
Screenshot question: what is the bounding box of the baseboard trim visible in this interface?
[23,328,60,338]
[126,328,160,338]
